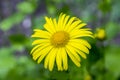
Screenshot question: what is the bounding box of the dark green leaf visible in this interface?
[9,34,28,45]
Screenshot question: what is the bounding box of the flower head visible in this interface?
[94,28,106,40]
[31,13,94,71]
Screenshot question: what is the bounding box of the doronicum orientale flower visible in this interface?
[31,13,94,71]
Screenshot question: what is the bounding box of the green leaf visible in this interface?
[47,5,56,15]
[111,2,120,20]
[56,5,71,15]
[17,2,35,14]
[0,47,16,79]
[9,34,28,45]
[105,45,120,78]
[105,22,120,40]
[81,10,95,23]
[105,72,116,80]
[0,13,25,31]
[50,71,69,80]
[33,15,45,29]
[98,0,112,13]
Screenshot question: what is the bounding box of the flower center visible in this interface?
[51,31,70,47]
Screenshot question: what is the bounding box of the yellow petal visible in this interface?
[62,15,70,29]
[76,50,87,59]
[48,48,58,71]
[79,28,91,31]
[31,29,51,39]
[37,46,53,64]
[70,39,91,49]
[53,18,58,31]
[70,30,93,37]
[33,45,52,61]
[56,48,63,71]
[70,29,94,39]
[65,47,81,67]
[74,23,87,29]
[33,29,51,35]
[67,20,81,32]
[30,45,41,54]
[68,42,89,54]
[61,48,68,70]
[44,51,50,69]
[31,43,47,54]
[64,17,77,31]
[32,43,50,57]
[57,13,63,31]
[66,45,81,62]
[44,17,56,33]
[67,44,87,59]
[32,39,49,45]
[59,14,66,30]
[71,34,94,39]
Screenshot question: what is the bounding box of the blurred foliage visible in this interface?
[98,0,112,14]
[105,45,120,78]
[0,13,25,31]
[105,22,120,40]
[0,0,120,80]
[17,1,36,14]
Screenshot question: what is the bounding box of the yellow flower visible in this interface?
[94,28,106,40]
[31,13,94,71]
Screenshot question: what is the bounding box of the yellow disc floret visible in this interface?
[51,31,70,47]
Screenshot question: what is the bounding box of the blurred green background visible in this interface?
[0,0,120,80]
